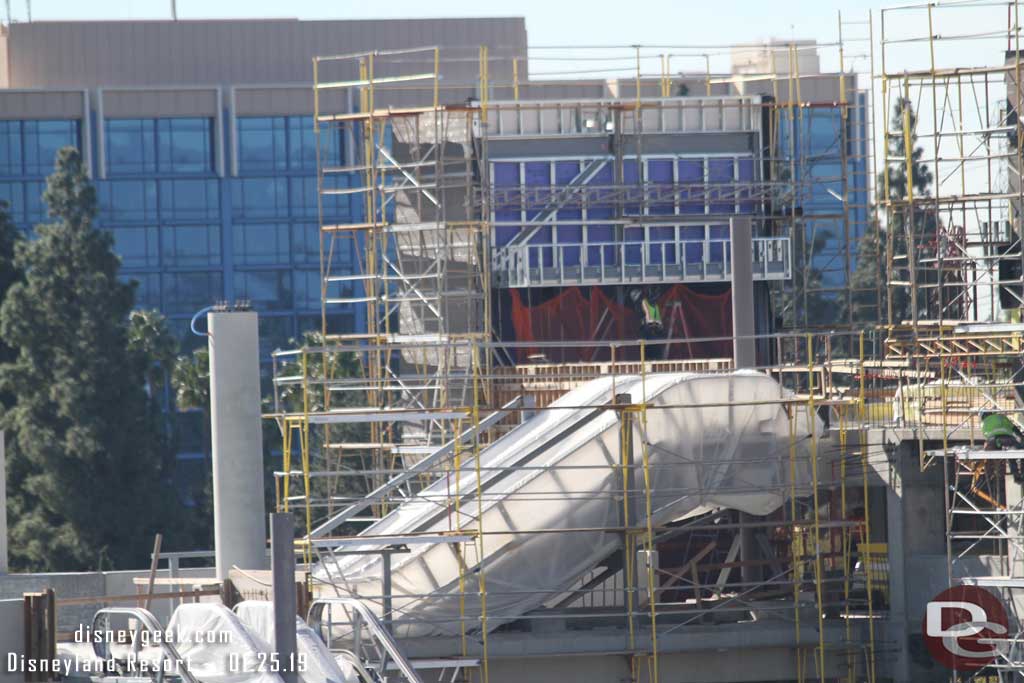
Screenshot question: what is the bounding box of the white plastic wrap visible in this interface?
[234,601,357,683]
[314,371,821,637]
[166,603,284,683]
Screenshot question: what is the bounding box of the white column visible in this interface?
[209,311,267,579]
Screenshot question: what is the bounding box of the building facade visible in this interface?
[0,18,527,486]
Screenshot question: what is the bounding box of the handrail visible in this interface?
[309,396,523,539]
[335,651,376,683]
[493,236,790,286]
[307,598,424,683]
[91,607,199,683]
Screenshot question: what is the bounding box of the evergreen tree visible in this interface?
[842,97,936,325]
[171,346,214,542]
[1,148,181,571]
[0,201,24,378]
[129,309,179,399]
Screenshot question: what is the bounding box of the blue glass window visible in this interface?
[24,120,80,176]
[234,270,292,310]
[106,119,157,175]
[98,180,159,223]
[234,177,289,219]
[0,122,22,176]
[108,226,160,267]
[161,224,221,267]
[287,117,318,170]
[293,269,322,310]
[238,118,287,172]
[291,222,321,265]
[159,179,219,221]
[0,180,47,227]
[234,223,289,265]
[0,120,79,177]
[157,119,213,174]
[163,272,223,314]
[289,176,319,218]
[237,116,341,172]
[106,118,213,175]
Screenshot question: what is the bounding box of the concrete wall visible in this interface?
[1,18,527,89]
[0,566,216,633]
[0,89,85,119]
[0,599,23,683]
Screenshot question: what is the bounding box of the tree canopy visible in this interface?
[0,148,183,571]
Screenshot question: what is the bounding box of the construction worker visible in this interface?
[630,288,663,338]
[981,411,1023,451]
[629,288,664,359]
[980,410,1024,483]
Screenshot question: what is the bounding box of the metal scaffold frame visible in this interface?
[880,0,1024,327]
[264,29,890,683]
[874,10,1024,677]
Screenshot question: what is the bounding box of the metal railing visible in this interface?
[492,236,791,287]
[91,607,199,683]
[308,597,424,683]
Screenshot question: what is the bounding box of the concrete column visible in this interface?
[209,310,267,580]
[730,216,756,369]
[271,513,298,683]
[731,218,759,584]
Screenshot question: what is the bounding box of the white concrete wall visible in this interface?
[0,567,216,632]
[0,599,23,683]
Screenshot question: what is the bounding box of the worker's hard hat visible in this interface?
[982,412,1017,440]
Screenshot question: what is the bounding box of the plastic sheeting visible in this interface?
[234,601,357,683]
[314,371,821,638]
[501,284,733,362]
[167,603,284,683]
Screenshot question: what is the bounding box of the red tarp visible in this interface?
[507,285,733,363]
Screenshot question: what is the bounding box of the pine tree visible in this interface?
[1,148,181,571]
[0,201,24,377]
[842,97,936,325]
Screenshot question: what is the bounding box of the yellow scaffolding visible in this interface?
[264,32,893,683]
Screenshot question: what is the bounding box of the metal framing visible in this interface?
[261,28,893,683]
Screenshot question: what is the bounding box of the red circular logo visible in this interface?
[922,585,1009,671]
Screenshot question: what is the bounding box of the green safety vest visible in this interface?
[643,299,661,325]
